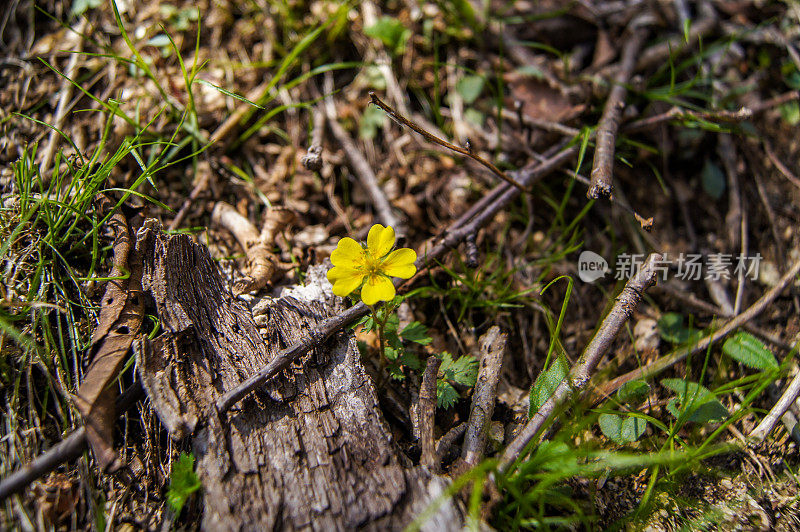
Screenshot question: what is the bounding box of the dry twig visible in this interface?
[369,93,531,194]
[750,370,800,443]
[500,253,663,469]
[588,26,648,199]
[597,256,800,399]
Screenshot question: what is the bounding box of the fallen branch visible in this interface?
[499,253,663,470]
[462,327,506,466]
[596,256,800,399]
[588,25,648,199]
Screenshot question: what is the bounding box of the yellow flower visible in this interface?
[327,224,417,305]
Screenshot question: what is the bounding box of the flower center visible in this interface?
[363,252,382,276]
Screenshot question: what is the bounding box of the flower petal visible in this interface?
[330,237,366,268]
[380,248,417,279]
[361,274,396,305]
[327,266,365,297]
[366,224,395,259]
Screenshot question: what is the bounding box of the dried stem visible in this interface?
[169,159,212,231]
[764,141,800,191]
[301,102,325,172]
[369,92,531,194]
[750,370,800,443]
[418,356,442,471]
[462,327,506,466]
[718,134,742,250]
[588,26,648,199]
[596,256,800,399]
[499,253,663,470]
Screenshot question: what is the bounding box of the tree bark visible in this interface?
[134,220,461,531]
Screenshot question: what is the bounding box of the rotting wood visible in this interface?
[135,220,462,531]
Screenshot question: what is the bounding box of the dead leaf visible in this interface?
[34,473,78,526]
[505,71,585,124]
[74,202,144,472]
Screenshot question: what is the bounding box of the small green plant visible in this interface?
[436,351,478,408]
[167,452,202,517]
[657,312,703,345]
[722,332,778,370]
[364,16,411,55]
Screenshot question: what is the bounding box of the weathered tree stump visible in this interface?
[134,220,461,530]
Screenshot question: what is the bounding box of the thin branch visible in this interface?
[323,77,403,232]
[169,159,213,231]
[499,253,663,470]
[462,326,506,466]
[589,26,648,199]
[750,370,800,443]
[369,92,531,194]
[418,356,442,471]
[764,141,800,191]
[654,283,793,351]
[0,382,144,501]
[596,256,800,399]
[498,106,581,138]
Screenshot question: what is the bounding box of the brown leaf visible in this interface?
[505,71,585,124]
[74,209,144,472]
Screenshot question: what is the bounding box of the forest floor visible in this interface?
[2,0,800,529]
